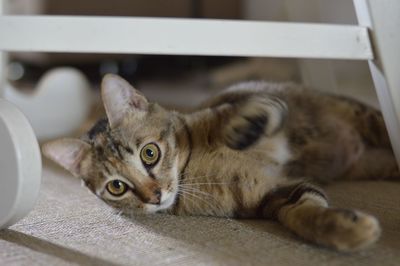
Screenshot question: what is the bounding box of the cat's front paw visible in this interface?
[223,96,287,150]
[316,208,381,252]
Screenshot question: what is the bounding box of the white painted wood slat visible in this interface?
[354,0,400,167]
[0,15,373,60]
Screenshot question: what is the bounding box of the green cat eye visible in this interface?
[140,143,160,166]
[106,180,128,196]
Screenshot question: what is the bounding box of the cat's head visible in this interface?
[43,74,190,215]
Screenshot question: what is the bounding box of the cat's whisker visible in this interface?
[180,187,218,199]
[182,185,235,220]
[179,174,221,183]
[178,187,231,219]
[178,191,207,212]
[177,190,213,214]
[179,188,218,209]
[178,173,212,180]
[178,170,225,180]
[179,182,232,187]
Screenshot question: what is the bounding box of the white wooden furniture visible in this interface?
[0,0,399,226]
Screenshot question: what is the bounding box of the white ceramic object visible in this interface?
[4,67,92,140]
[0,99,41,229]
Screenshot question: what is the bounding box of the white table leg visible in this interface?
[354,0,400,168]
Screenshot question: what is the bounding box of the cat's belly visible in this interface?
[260,133,292,177]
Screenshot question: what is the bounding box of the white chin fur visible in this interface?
[144,189,177,213]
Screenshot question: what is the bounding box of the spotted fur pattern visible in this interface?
[43,74,399,252]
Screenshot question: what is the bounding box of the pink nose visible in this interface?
[146,188,161,205]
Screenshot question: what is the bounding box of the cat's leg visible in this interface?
[222,95,287,150]
[259,182,380,252]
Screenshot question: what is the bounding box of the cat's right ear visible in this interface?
[101,74,148,128]
[42,139,91,177]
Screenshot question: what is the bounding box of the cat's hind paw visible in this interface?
[316,208,381,252]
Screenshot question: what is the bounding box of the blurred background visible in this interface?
[4,0,379,138]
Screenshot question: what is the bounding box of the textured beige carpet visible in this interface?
[1,163,399,266]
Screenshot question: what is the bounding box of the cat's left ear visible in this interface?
[42,139,91,177]
[101,74,148,128]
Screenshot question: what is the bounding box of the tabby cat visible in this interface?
[43,74,399,252]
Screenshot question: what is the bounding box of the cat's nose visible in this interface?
[147,188,161,205]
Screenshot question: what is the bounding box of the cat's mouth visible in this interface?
[144,188,177,213]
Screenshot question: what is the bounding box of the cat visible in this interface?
[43,74,399,252]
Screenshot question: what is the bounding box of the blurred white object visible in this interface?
[0,99,41,229]
[4,67,92,140]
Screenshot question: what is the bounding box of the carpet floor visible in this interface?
[0,163,399,266]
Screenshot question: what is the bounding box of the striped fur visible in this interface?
[43,74,399,252]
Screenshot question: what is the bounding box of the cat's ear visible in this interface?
[42,139,91,177]
[101,74,148,128]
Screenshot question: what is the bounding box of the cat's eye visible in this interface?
[106,180,128,196]
[140,143,160,166]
